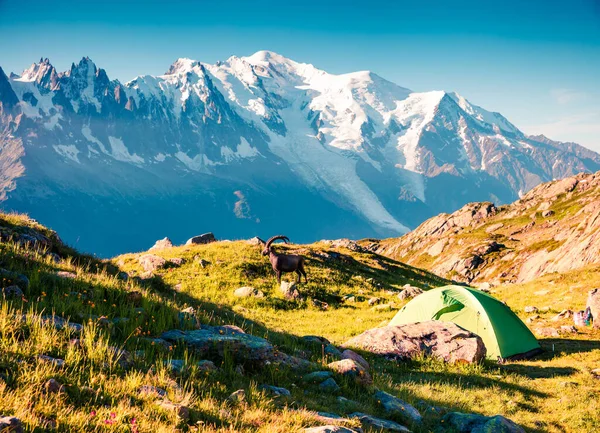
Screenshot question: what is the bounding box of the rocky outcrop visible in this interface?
[343,321,486,364]
[149,237,173,251]
[371,171,600,284]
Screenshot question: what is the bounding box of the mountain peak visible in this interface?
[165,58,201,75]
[244,50,292,65]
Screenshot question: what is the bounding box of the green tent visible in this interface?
[389,285,541,360]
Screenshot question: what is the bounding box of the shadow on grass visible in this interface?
[536,337,600,359]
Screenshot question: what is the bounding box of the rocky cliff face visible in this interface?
[1,52,599,256]
[368,171,600,284]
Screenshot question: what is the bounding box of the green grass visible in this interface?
[1,215,600,432]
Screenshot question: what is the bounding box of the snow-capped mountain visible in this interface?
[1,51,599,256]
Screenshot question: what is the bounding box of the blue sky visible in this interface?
[1,0,599,150]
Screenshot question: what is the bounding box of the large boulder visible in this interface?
[587,288,600,328]
[343,321,486,364]
[161,325,274,365]
[185,233,216,245]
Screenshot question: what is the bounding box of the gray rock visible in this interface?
[186,233,216,245]
[443,412,524,433]
[341,349,370,370]
[156,401,190,420]
[37,355,65,368]
[160,326,274,364]
[343,321,486,364]
[168,257,185,266]
[1,285,23,297]
[40,315,83,334]
[368,297,382,306]
[397,286,423,301]
[197,360,218,372]
[227,389,246,404]
[324,344,343,359]
[259,384,291,397]
[328,359,373,386]
[137,385,167,397]
[234,286,264,298]
[302,335,331,345]
[44,378,64,394]
[374,390,422,424]
[302,371,333,384]
[149,237,173,251]
[318,378,341,393]
[0,416,23,433]
[304,426,362,433]
[0,269,29,290]
[138,254,167,272]
[349,412,411,432]
[280,281,301,300]
[56,271,77,279]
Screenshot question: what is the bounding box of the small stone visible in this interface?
[1,285,23,297]
[535,327,560,337]
[302,371,333,384]
[157,401,190,420]
[349,412,411,432]
[368,297,382,306]
[169,257,184,266]
[542,210,555,217]
[372,303,395,311]
[164,359,186,373]
[44,378,65,394]
[374,390,422,424]
[552,309,573,321]
[37,355,65,368]
[138,385,167,397]
[56,271,77,279]
[234,287,264,298]
[398,286,423,300]
[318,378,341,393]
[524,306,538,313]
[194,257,210,267]
[328,359,373,386]
[126,291,143,305]
[197,360,218,372]
[341,349,370,370]
[324,344,343,359]
[560,325,577,334]
[227,389,246,404]
[138,254,167,272]
[303,426,362,433]
[0,416,23,433]
[259,385,291,397]
[302,335,331,345]
[280,281,301,300]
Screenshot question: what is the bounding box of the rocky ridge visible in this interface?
[368,171,600,284]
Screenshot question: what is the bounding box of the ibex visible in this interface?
[261,235,308,284]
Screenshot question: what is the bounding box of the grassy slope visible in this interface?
[0,213,599,432]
